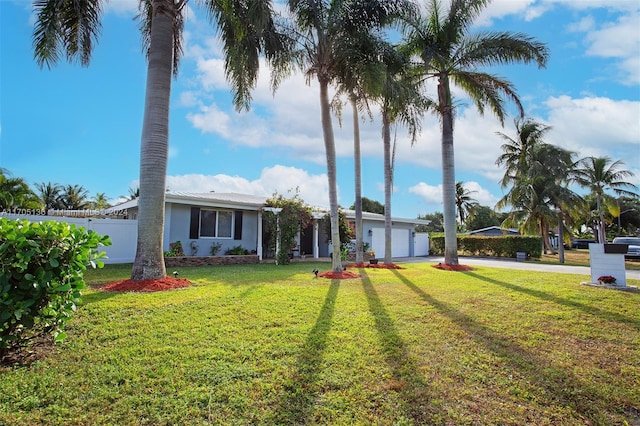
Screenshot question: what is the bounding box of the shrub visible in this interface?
[225,245,248,255]
[429,233,542,259]
[0,218,110,357]
[164,241,184,257]
[210,242,222,256]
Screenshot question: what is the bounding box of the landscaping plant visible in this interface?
[0,218,110,358]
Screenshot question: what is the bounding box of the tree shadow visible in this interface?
[360,270,434,423]
[463,271,640,327]
[390,269,628,422]
[270,279,340,424]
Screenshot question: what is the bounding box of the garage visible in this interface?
[371,228,410,258]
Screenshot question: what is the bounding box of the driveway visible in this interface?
[399,256,640,281]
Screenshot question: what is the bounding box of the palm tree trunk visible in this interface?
[131,0,173,281]
[596,192,606,243]
[382,110,392,265]
[352,97,364,265]
[439,76,458,265]
[319,78,342,272]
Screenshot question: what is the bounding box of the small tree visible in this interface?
[263,193,313,265]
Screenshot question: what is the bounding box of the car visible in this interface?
[571,239,597,249]
[611,237,640,260]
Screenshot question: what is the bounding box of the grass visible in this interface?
[1,262,639,425]
[534,248,640,270]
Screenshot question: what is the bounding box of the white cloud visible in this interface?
[409,182,442,204]
[163,165,331,209]
[104,0,138,16]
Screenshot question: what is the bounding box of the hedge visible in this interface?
[430,233,542,259]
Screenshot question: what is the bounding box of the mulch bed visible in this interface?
[317,270,361,279]
[100,277,192,292]
[432,263,474,271]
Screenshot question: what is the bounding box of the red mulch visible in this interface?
[347,263,405,269]
[432,263,474,271]
[317,270,361,279]
[100,277,192,292]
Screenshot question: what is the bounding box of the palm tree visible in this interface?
[455,181,478,226]
[33,0,285,280]
[35,182,63,212]
[281,0,411,272]
[403,0,549,265]
[91,192,111,210]
[0,172,40,210]
[497,140,582,254]
[59,184,90,210]
[573,156,638,244]
[377,45,428,264]
[496,117,552,189]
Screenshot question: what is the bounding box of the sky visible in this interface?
[1,0,639,219]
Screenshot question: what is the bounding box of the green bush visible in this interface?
[0,218,110,356]
[429,233,542,259]
[225,245,248,255]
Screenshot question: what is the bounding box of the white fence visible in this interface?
[3,214,137,264]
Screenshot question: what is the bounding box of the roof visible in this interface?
[467,226,519,235]
[107,192,430,225]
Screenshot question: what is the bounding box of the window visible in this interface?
[200,209,233,238]
[190,207,242,240]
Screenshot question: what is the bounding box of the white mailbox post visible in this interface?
[588,243,627,287]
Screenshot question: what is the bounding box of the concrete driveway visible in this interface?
[398,256,640,281]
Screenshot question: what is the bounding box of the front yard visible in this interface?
[1,262,639,425]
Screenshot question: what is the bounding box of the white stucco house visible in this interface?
[110,192,430,261]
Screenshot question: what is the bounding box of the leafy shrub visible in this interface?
[164,241,184,257]
[429,233,542,259]
[225,245,248,255]
[210,242,222,256]
[0,218,110,357]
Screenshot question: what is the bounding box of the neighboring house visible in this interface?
[110,192,430,260]
[467,226,520,236]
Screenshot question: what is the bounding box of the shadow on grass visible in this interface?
[391,269,625,423]
[463,271,640,327]
[360,270,434,424]
[270,279,340,424]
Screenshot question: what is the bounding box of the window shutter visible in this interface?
[234,210,243,240]
[190,207,201,239]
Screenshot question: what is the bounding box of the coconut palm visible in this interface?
[91,192,111,210]
[403,0,549,265]
[35,182,63,212]
[497,141,582,254]
[573,156,638,244]
[496,117,552,189]
[0,172,40,210]
[281,0,412,272]
[455,181,478,226]
[59,184,90,210]
[33,0,285,280]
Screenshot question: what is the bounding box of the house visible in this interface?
[467,226,520,236]
[110,192,430,260]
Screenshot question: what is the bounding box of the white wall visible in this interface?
[4,214,137,264]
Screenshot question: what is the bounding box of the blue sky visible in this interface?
[1,0,638,218]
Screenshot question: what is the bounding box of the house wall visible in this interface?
[167,203,259,256]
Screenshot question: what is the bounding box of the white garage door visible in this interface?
[371,228,410,258]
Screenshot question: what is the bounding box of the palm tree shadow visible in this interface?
[390,269,619,421]
[360,270,434,423]
[462,271,640,327]
[270,279,340,424]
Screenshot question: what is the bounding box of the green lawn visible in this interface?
[2,262,639,425]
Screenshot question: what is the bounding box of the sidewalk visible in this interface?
[397,256,640,281]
